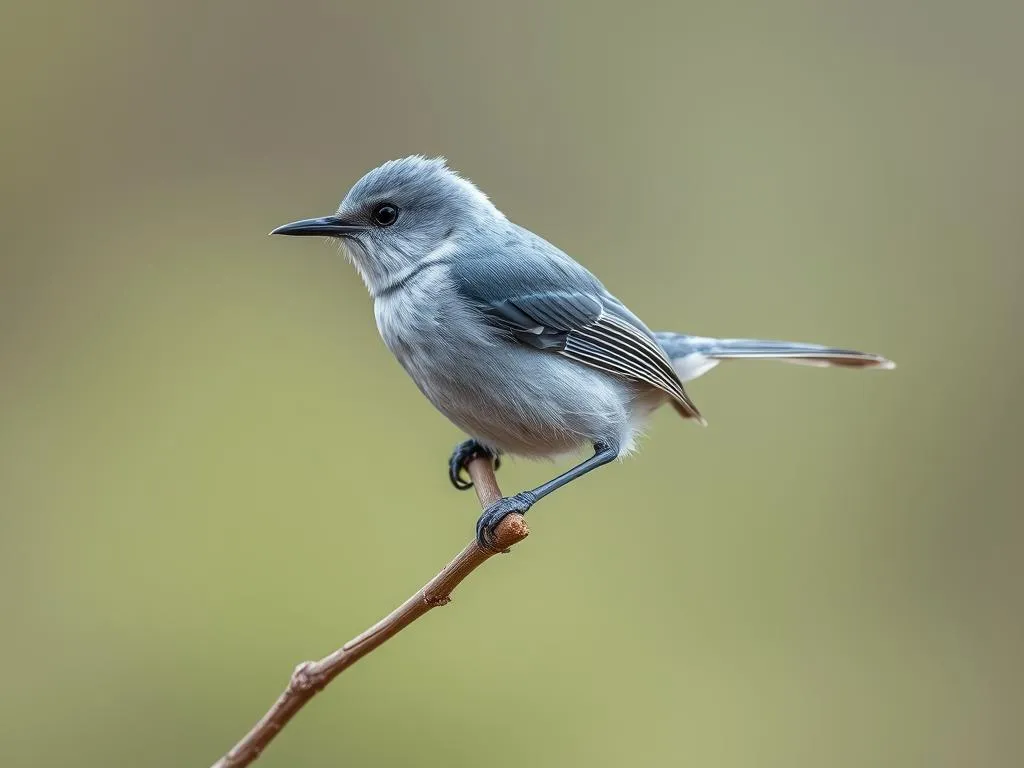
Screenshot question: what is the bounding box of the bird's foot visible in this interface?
[476,491,537,549]
[448,439,501,491]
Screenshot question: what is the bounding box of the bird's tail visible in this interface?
[654,333,895,383]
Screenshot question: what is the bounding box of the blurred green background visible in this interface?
[2,1,1021,766]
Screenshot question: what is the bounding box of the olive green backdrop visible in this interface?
[2,2,1021,767]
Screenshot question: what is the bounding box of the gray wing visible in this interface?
[450,233,703,421]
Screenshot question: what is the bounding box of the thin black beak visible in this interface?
[269,215,367,237]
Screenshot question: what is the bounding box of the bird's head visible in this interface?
[271,156,502,293]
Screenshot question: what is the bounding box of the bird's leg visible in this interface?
[475,441,619,547]
[448,438,501,491]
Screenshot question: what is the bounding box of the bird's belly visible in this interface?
[402,340,653,458]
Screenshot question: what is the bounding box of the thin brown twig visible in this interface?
[210,456,527,768]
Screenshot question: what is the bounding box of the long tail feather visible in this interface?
[654,333,895,383]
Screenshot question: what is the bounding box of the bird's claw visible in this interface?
[448,439,501,490]
[475,491,536,548]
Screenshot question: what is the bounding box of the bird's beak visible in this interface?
[270,215,367,237]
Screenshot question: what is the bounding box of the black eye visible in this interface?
[372,203,399,227]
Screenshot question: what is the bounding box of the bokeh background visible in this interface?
[3,1,1022,766]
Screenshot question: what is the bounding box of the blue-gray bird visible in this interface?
[272,156,894,546]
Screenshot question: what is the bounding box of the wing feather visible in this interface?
[450,240,704,421]
[561,335,662,384]
[568,314,702,419]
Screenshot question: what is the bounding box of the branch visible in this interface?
[210,456,527,768]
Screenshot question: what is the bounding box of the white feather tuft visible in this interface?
[672,353,721,383]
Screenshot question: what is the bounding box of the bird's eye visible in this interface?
[372,204,399,227]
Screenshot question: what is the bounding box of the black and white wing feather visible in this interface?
[451,233,704,422]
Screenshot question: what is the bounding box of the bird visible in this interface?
[271,156,894,546]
